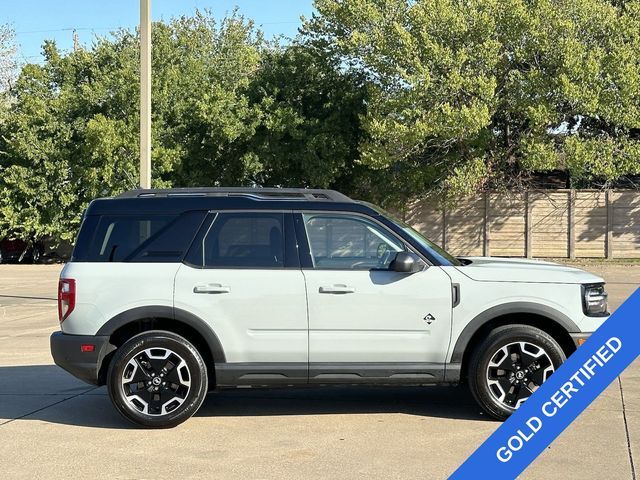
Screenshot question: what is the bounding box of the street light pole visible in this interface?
[139,0,152,189]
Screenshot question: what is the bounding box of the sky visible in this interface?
[1,0,316,64]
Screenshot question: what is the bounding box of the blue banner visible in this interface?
[450,288,640,479]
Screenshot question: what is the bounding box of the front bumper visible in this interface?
[50,331,116,385]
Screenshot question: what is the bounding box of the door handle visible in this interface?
[193,283,230,294]
[319,285,355,294]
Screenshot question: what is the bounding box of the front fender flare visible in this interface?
[449,302,579,364]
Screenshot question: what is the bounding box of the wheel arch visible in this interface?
[95,306,225,386]
[452,303,578,383]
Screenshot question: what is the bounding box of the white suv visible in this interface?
[50,188,609,428]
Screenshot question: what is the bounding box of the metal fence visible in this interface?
[403,190,640,259]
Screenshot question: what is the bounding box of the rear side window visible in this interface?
[186,212,287,268]
[73,211,205,262]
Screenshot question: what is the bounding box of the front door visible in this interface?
[298,212,452,381]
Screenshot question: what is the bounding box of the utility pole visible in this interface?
[72,29,80,52]
[139,0,152,189]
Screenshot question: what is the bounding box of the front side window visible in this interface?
[202,212,285,268]
[360,201,462,266]
[302,213,404,270]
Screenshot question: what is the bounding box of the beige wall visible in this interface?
[404,190,640,259]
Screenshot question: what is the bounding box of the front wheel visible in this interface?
[468,325,566,420]
[107,330,208,428]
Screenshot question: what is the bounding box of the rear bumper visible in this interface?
[50,331,116,386]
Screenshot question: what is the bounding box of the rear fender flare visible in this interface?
[96,306,226,363]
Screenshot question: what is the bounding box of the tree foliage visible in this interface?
[1,3,639,243]
[0,12,366,242]
[0,24,17,92]
[303,0,640,201]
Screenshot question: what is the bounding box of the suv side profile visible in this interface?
[50,188,609,428]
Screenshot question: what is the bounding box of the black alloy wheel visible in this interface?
[107,330,208,428]
[469,324,566,420]
[485,341,555,409]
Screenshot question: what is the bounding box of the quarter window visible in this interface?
[80,211,205,262]
[302,214,404,270]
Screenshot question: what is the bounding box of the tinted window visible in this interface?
[76,211,205,262]
[303,214,404,269]
[71,215,99,261]
[201,212,285,268]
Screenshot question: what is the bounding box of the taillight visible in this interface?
[58,279,76,323]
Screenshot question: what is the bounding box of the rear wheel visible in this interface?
[107,330,208,428]
[468,325,565,420]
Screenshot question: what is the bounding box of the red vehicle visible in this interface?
[0,238,44,264]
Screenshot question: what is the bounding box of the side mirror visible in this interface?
[390,251,421,273]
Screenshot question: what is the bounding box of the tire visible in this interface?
[468,324,566,420]
[107,330,208,428]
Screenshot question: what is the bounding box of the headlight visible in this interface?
[582,283,608,316]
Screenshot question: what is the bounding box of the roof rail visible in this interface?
[116,187,354,203]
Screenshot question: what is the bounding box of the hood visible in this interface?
[455,257,604,284]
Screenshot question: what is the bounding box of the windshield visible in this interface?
[361,202,462,266]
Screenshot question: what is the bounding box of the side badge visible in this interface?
[424,313,435,325]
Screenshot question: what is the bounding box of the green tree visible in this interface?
[0,38,141,242]
[244,45,367,190]
[0,24,16,166]
[0,11,368,243]
[303,0,640,202]
[0,12,264,242]
[0,24,16,92]
[153,12,266,186]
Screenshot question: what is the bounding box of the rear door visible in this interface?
[174,211,308,385]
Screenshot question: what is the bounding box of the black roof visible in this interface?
[117,187,353,202]
[86,187,377,216]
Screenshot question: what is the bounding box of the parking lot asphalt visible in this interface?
[0,263,638,479]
